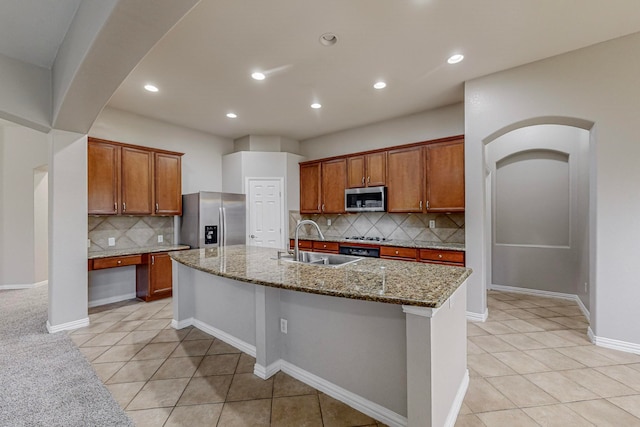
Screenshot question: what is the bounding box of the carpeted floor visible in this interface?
[0,286,134,427]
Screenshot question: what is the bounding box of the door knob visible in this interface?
[250,234,256,238]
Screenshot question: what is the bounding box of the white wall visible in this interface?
[465,31,640,346]
[34,166,49,283]
[487,125,589,303]
[90,106,234,193]
[300,103,464,160]
[0,125,49,287]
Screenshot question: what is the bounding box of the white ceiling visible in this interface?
[0,0,81,68]
[2,1,640,140]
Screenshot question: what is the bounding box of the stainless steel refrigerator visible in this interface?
[179,192,246,248]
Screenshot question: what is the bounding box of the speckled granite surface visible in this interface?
[88,245,190,259]
[290,235,465,251]
[170,245,471,308]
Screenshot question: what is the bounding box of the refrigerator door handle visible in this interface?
[222,207,228,246]
[219,207,224,246]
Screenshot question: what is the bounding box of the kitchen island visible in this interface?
[170,245,471,427]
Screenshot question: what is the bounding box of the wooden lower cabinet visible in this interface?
[136,252,173,301]
[418,248,465,267]
[290,239,313,250]
[380,246,418,261]
[312,241,339,253]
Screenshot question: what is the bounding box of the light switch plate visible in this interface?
[87,239,91,248]
[108,237,115,246]
[158,235,163,243]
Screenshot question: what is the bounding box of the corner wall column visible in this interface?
[47,131,89,332]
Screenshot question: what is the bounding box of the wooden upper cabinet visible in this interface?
[121,147,153,215]
[347,152,386,188]
[154,152,182,215]
[321,158,347,213]
[88,140,119,214]
[387,146,424,212]
[347,155,366,188]
[366,151,386,187]
[88,137,183,216]
[300,162,322,213]
[426,140,465,212]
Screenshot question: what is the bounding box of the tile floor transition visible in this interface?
[69,291,640,427]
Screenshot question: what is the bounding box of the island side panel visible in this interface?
[279,289,408,417]
[404,281,468,427]
[173,263,257,351]
[254,286,282,377]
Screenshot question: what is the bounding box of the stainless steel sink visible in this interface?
[277,251,362,268]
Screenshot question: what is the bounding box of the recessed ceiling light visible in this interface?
[319,33,338,46]
[373,81,387,90]
[251,72,266,80]
[447,54,464,64]
[226,113,237,119]
[144,84,159,92]
[310,103,322,109]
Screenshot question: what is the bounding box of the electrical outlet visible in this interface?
[280,318,288,334]
[158,235,164,243]
[108,237,115,246]
[584,282,588,292]
[87,239,91,248]
[327,219,331,226]
[429,220,436,229]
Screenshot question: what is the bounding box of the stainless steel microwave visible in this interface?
[345,186,387,212]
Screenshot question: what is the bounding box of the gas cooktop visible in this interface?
[344,236,391,242]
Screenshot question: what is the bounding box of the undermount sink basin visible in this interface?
[278,251,363,268]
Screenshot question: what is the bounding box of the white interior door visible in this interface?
[247,179,283,248]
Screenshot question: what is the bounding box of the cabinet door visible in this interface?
[88,140,119,214]
[426,140,465,212]
[387,146,424,212]
[347,155,366,188]
[154,152,182,215]
[121,147,153,215]
[366,152,386,187]
[149,253,172,297]
[300,162,322,213]
[321,158,347,213]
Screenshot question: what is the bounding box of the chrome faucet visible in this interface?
[294,220,325,261]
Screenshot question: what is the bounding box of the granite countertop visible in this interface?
[88,245,190,259]
[290,235,465,251]
[170,245,471,308]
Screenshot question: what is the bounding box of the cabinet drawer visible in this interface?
[419,249,465,265]
[92,255,142,270]
[312,241,339,253]
[380,246,417,261]
[289,239,313,250]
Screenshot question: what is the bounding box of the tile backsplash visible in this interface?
[88,216,174,252]
[289,211,464,244]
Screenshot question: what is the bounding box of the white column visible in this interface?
[47,131,89,332]
[403,281,468,427]
[254,286,282,379]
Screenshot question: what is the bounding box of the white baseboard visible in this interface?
[172,317,257,358]
[280,360,408,427]
[466,309,488,322]
[46,317,90,333]
[0,280,48,290]
[254,360,281,380]
[88,292,136,308]
[588,327,640,355]
[444,369,470,427]
[489,284,591,321]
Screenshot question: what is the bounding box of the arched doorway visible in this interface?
[481,118,595,320]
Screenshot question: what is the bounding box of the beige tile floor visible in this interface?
[72,297,387,427]
[70,291,640,427]
[457,290,640,427]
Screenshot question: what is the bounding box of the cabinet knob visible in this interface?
[117,260,122,264]
[438,254,443,258]
[323,244,327,248]
[395,250,399,255]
